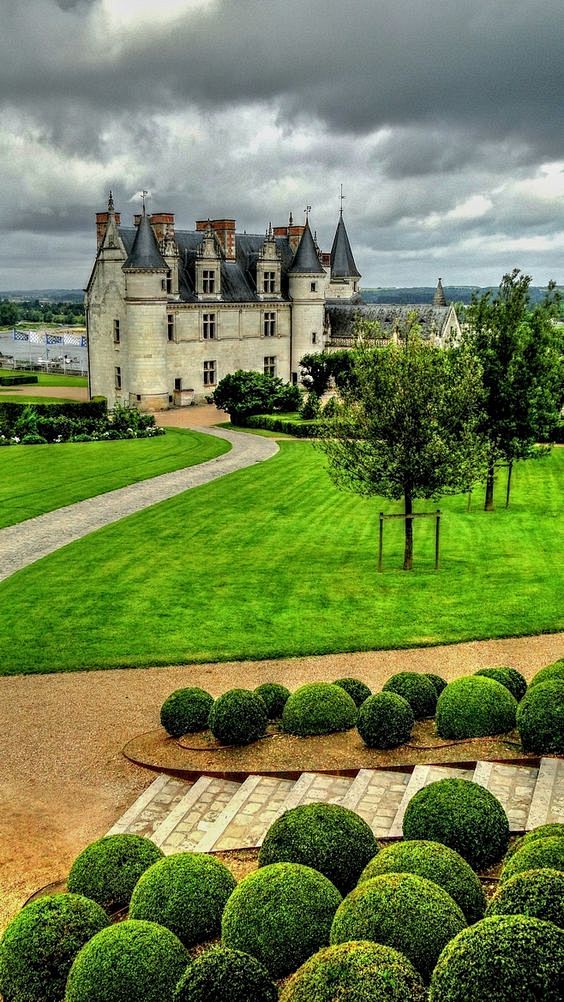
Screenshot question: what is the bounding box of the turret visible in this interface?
[433,278,447,307]
[288,219,326,378]
[327,211,361,300]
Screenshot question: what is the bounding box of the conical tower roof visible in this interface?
[330,213,360,278]
[433,277,447,306]
[288,220,325,274]
[123,209,167,271]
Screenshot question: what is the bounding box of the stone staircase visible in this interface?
[107,758,564,856]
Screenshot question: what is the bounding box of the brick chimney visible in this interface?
[96,210,121,248]
[196,218,236,260]
[274,223,304,252]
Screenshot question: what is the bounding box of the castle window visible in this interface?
[312,332,317,344]
[203,360,216,386]
[263,311,276,337]
[113,319,120,343]
[167,314,175,341]
[310,282,317,293]
[174,377,182,391]
[264,356,276,377]
[114,366,121,389]
[203,269,216,294]
[263,271,276,294]
[166,270,172,294]
[202,313,216,339]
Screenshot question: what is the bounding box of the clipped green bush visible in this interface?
[259,802,378,894]
[208,688,268,745]
[486,868,564,928]
[435,676,517,739]
[67,833,163,912]
[357,691,414,749]
[382,672,437,719]
[221,862,342,978]
[65,919,188,1002]
[282,683,358,737]
[474,666,527,701]
[279,940,426,1002]
[333,677,372,707]
[528,658,564,688]
[160,687,214,737]
[516,680,564,754]
[0,893,109,1002]
[402,778,509,870]
[253,682,291,718]
[428,914,564,1002]
[359,839,485,923]
[506,823,564,858]
[129,852,236,946]
[330,873,466,982]
[173,946,277,1002]
[425,673,448,696]
[500,836,564,883]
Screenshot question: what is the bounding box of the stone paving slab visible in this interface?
[526,757,564,829]
[151,775,241,853]
[197,775,296,851]
[473,760,538,832]
[341,769,411,838]
[106,773,193,838]
[277,772,353,812]
[389,764,474,837]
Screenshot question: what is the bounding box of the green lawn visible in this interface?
[0,394,76,404]
[0,443,561,675]
[0,369,87,387]
[0,429,230,528]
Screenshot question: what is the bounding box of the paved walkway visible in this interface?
[0,426,278,583]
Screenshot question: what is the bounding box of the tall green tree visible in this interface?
[317,319,486,569]
[464,270,563,510]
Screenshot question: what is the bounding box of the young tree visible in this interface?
[317,319,486,570]
[212,369,301,423]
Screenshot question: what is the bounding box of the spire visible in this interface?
[288,220,324,274]
[123,210,167,271]
[330,213,360,278]
[433,278,447,306]
[108,190,114,214]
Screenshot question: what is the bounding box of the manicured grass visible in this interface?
[215,421,295,439]
[0,429,230,528]
[0,444,561,675]
[0,368,87,387]
[0,394,76,404]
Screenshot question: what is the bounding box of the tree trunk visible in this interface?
[484,462,495,511]
[403,492,413,570]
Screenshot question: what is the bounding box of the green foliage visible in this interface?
[173,946,277,1002]
[67,834,163,913]
[300,392,322,420]
[382,672,438,719]
[0,297,85,326]
[279,940,426,1002]
[330,872,466,982]
[321,395,340,418]
[208,688,268,745]
[212,370,301,422]
[528,658,564,687]
[65,919,188,1002]
[357,691,414,749]
[333,677,372,706]
[486,868,564,928]
[501,836,564,883]
[506,823,564,859]
[0,374,38,386]
[0,893,109,1002]
[436,675,518,739]
[241,413,320,436]
[516,680,564,753]
[359,839,485,923]
[298,353,335,396]
[0,397,106,440]
[129,852,236,947]
[402,778,510,870]
[428,914,564,1002]
[160,687,214,737]
[474,666,527,700]
[253,682,291,718]
[282,682,358,736]
[259,803,379,894]
[221,862,342,979]
[424,673,448,695]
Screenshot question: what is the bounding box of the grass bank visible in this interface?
[0,369,87,387]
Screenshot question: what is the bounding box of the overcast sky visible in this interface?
[2,0,564,291]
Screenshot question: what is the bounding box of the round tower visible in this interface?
[288,220,327,381]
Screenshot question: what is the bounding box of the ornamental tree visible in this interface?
[212,370,301,423]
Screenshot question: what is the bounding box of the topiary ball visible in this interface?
[506,823,564,858]
[253,683,291,719]
[208,688,268,745]
[279,940,426,1002]
[425,673,448,696]
[221,862,342,978]
[65,919,188,1002]
[500,836,564,883]
[486,868,564,928]
[330,873,466,982]
[435,676,517,739]
[402,778,509,870]
[67,833,164,913]
[282,683,358,737]
[129,852,236,946]
[357,691,414,749]
[160,687,214,737]
[259,802,379,894]
[333,677,372,707]
[0,893,109,1002]
[382,672,437,719]
[516,680,564,754]
[173,946,277,1002]
[528,658,564,688]
[358,839,485,923]
[428,914,564,1002]
[474,666,527,701]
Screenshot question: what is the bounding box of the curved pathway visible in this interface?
[0,427,278,583]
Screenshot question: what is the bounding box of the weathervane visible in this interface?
[141,189,149,213]
[339,184,345,215]
[304,205,311,222]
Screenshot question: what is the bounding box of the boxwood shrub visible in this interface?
[330,873,466,982]
[528,658,564,688]
[173,946,277,1002]
[382,672,437,719]
[500,836,564,883]
[0,893,109,1002]
[160,687,214,737]
[221,862,342,978]
[253,683,291,719]
[333,677,372,707]
[357,691,414,749]
[486,868,564,928]
[67,834,164,913]
[516,680,564,754]
[259,802,379,893]
[425,673,448,696]
[506,823,564,858]
[279,940,426,1002]
[282,683,358,737]
[208,688,268,745]
[358,839,485,923]
[428,915,564,1002]
[402,778,510,870]
[435,676,517,739]
[474,666,527,701]
[129,852,236,946]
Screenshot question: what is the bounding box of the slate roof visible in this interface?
[330,214,361,278]
[123,211,168,271]
[326,303,454,340]
[287,221,325,275]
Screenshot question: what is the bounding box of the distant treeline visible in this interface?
[362,286,564,307]
[0,298,85,326]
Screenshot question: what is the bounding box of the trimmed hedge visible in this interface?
[528,658,564,688]
[221,862,342,978]
[173,946,277,1002]
[357,691,414,749]
[282,683,358,737]
[500,836,564,883]
[160,687,214,737]
[0,893,109,1002]
[129,852,236,946]
[208,688,268,745]
[65,919,188,1002]
[67,834,163,913]
[279,940,426,1002]
[258,802,379,893]
[425,673,448,696]
[506,823,564,858]
[0,397,106,434]
[428,915,564,1002]
[382,673,437,719]
[435,676,517,739]
[516,680,564,754]
[402,778,510,870]
[474,666,528,701]
[358,839,485,923]
[333,677,372,707]
[0,374,38,386]
[253,682,291,719]
[330,873,466,982]
[486,868,564,928]
[241,414,321,437]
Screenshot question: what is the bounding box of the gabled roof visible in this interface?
[330,214,361,278]
[326,303,457,341]
[123,210,167,271]
[288,221,325,275]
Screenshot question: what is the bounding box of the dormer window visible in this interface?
[203,270,216,294]
[263,271,276,294]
